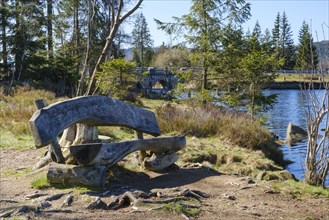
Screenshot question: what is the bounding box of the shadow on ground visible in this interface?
[104,166,221,194]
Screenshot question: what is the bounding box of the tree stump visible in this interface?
[47,162,107,187]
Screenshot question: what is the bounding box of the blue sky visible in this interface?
[126,0,329,47]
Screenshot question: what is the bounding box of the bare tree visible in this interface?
[84,0,144,95]
[61,0,143,154]
[303,78,329,187]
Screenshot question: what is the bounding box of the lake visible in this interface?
[264,89,329,186]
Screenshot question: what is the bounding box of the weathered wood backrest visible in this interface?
[29,96,161,148]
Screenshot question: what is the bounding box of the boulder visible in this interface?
[286,122,307,145]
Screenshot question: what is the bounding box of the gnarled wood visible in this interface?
[29,96,160,148]
[143,151,178,171]
[47,163,107,187]
[69,136,186,166]
[33,99,65,164]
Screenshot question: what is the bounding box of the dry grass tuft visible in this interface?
[156,103,284,165]
[0,85,63,148]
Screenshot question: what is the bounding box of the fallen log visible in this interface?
[144,151,178,171]
[47,163,107,187]
[29,96,161,148]
[68,136,186,166]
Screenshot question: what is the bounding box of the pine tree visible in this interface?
[271,12,296,70]
[131,12,153,67]
[215,24,245,104]
[10,0,46,80]
[280,12,295,69]
[156,0,251,92]
[295,21,319,70]
[272,12,280,58]
[241,31,282,116]
[262,28,274,54]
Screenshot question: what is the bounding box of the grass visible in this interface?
[31,175,51,189]
[30,174,102,192]
[0,168,32,178]
[156,102,285,166]
[178,137,283,178]
[0,130,35,150]
[275,74,329,83]
[271,179,329,198]
[162,200,201,217]
[98,126,136,142]
[0,85,64,149]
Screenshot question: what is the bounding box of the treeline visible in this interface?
[0,0,323,99]
[0,0,142,96]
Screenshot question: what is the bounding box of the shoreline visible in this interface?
[268,81,325,90]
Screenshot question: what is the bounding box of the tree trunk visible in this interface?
[47,162,107,187]
[47,0,53,59]
[85,0,144,95]
[1,0,8,74]
[14,0,22,80]
[76,0,93,96]
[73,124,99,145]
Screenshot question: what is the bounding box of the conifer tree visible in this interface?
[272,12,295,70]
[156,0,251,92]
[295,21,318,70]
[272,12,281,57]
[280,12,295,69]
[131,12,153,67]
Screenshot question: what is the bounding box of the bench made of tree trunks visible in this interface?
[29,96,186,186]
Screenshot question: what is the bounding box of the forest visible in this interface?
[0,0,325,100]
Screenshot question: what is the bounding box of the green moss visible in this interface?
[271,180,329,198]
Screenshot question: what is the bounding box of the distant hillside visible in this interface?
[314,41,329,70]
[123,47,160,62]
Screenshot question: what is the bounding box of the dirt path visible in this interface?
[1,149,329,219]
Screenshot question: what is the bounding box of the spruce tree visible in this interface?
[280,12,295,69]
[272,12,280,58]
[295,21,319,70]
[156,0,251,92]
[131,12,153,67]
[262,28,274,54]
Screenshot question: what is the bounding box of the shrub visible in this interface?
[156,103,284,165]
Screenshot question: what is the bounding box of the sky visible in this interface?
[125,0,329,47]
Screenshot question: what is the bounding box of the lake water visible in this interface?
[264,89,329,186]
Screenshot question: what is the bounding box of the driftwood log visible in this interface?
[69,136,186,168]
[33,99,65,164]
[47,163,107,187]
[29,96,160,148]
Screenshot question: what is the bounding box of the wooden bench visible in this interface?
[29,96,185,186]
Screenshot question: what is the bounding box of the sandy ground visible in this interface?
[1,148,329,220]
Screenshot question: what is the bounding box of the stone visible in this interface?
[29,96,161,148]
[286,122,307,145]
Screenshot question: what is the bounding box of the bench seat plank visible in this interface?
[29,96,161,148]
